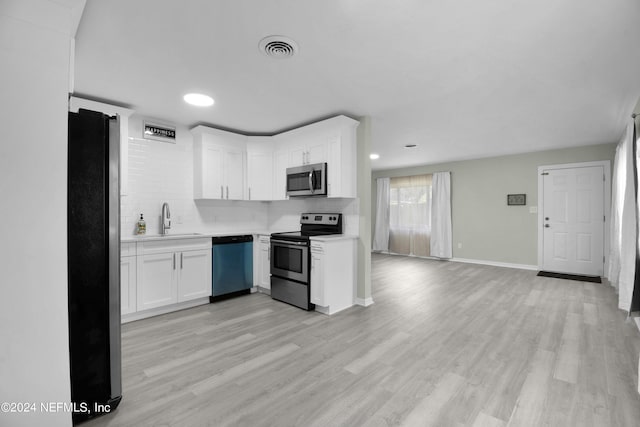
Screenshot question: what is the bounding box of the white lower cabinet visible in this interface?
[310,237,356,315]
[120,255,137,315]
[310,246,324,305]
[123,237,212,321]
[258,235,271,290]
[178,249,212,301]
[137,252,178,311]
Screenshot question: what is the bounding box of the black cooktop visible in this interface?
[271,230,339,241]
[271,213,343,242]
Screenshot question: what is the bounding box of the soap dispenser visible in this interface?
[137,214,146,235]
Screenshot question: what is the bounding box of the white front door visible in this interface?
[542,165,605,276]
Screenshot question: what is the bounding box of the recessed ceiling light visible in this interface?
[183,93,214,107]
[370,153,380,160]
[404,144,417,149]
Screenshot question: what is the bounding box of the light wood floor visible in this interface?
[86,254,640,426]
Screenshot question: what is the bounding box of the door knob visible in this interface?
[544,224,550,228]
[545,217,549,221]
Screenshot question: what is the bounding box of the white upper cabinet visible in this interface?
[289,139,328,167]
[192,126,247,200]
[247,136,274,201]
[275,116,359,198]
[192,116,358,201]
[272,149,289,201]
[307,140,328,165]
[202,143,224,198]
[224,148,245,200]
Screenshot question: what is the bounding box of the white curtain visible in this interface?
[608,141,622,290]
[388,174,432,257]
[608,121,637,311]
[430,171,452,259]
[373,177,390,251]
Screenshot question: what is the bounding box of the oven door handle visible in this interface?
[271,239,308,246]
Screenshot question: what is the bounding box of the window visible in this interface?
[389,174,432,256]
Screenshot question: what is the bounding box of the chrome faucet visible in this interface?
[161,202,171,235]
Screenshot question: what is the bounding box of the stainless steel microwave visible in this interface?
[286,162,327,197]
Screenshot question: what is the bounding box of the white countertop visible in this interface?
[121,230,270,243]
[122,231,358,243]
[309,234,358,242]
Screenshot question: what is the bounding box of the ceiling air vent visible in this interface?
[259,36,298,59]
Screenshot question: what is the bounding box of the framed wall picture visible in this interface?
[507,194,526,206]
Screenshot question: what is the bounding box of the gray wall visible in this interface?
[1,2,76,426]
[357,116,372,302]
[372,143,616,266]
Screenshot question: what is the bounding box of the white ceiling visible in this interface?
[73,0,640,171]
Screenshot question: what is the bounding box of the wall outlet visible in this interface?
[176,215,183,224]
[457,243,462,249]
[529,206,538,214]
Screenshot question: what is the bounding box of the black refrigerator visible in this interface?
[68,108,122,424]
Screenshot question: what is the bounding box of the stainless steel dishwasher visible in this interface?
[210,235,254,302]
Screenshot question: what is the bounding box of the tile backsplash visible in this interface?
[268,198,360,235]
[121,115,359,237]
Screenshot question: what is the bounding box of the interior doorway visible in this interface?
[537,161,611,277]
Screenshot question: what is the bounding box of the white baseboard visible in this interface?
[355,297,374,307]
[374,251,538,272]
[451,257,538,271]
[315,305,330,315]
[256,286,271,296]
[121,297,210,323]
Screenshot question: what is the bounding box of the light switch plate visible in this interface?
[529,206,538,214]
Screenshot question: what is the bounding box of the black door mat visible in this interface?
[537,271,601,283]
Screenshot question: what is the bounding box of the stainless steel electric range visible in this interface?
[270,213,343,310]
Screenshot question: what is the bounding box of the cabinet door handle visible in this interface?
[248,187,251,200]
[173,253,176,270]
[220,185,223,199]
[180,252,183,269]
[226,186,229,199]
